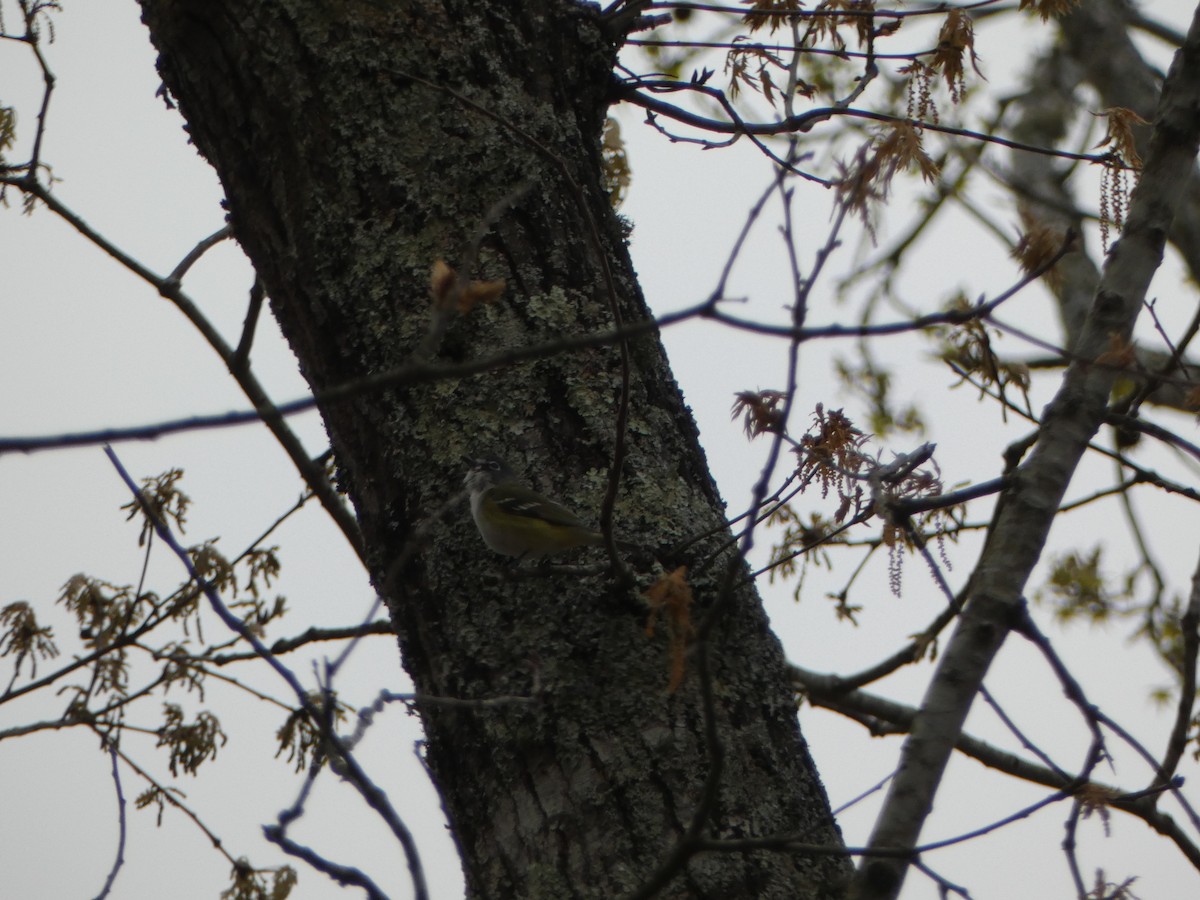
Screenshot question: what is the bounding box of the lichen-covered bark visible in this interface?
[137,1,848,897]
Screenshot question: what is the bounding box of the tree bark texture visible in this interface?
[138,2,849,897]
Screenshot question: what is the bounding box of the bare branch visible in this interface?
[847,8,1200,896]
[92,745,127,900]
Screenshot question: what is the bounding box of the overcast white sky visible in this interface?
[3,2,1200,898]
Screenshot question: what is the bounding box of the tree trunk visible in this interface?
[138,2,849,896]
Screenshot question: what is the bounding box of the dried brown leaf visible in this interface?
[644,566,695,693]
[430,258,505,314]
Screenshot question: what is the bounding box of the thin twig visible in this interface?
[92,744,127,900]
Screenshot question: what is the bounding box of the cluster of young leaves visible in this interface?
[0,599,57,682]
[275,690,350,773]
[792,404,873,518]
[1038,544,1195,705]
[731,387,788,439]
[928,9,981,105]
[730,0,884,107]
[762,505,850,615]
[740,0,810,37]
[1039,547,1129,624]
[220,860,299,900]
[838,121,941,240]
[1012,206,1070,289]
[935,296,1032,419]
[732,398,951,612]
[726,37,801,107]
[158,702,228,776]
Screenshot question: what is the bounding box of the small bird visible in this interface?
[463,456,605,558]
